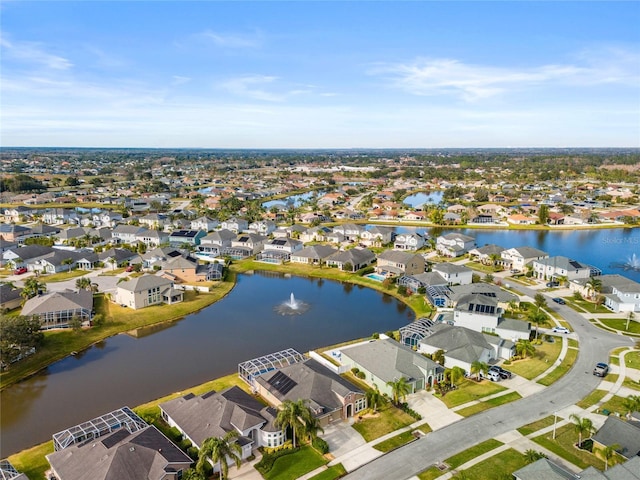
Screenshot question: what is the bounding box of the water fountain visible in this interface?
[274,292,310,316]
[627,253,640,271]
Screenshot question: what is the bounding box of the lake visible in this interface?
[262,191,325,209]
[0,272,413,457]
[403,191,444,208]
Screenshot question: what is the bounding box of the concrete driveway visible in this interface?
[322,420,366,459]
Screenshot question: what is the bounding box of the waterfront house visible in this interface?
[360,226,394,246]
[341,338,444,396]
[376,250,425,277]
[432,263,473,285]
[326,248,375,272]
[160,386,282,462]
[332,223,366,242]
[255,359,367,427]
[21,289,93,329]
[114,274,183,309]
[394,232,427,251]
[501,246,548,272]
[198,228,237,256]
[436,233,476,257]
[468,244,505,264]
[532,255,594,282]
[290,245,338,265]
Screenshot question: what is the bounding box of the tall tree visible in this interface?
[21,278,46,301]
[569,414,595,448]
[75,277,92,291]
[586,277,602,301]
[0,315,44,367]
[534,293,547,311]
[275,399,310,448]
[386,377,411,405]
[602,443,621,470]
[449,366,465,388]
[366,386,383,413]
[470,361,488,381]
[196,431,242,480]
[515,339,535,358]
[538,204,549,224]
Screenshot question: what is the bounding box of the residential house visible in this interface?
[432,263,473,285]
[262,237,304,254]
[533,255,594,282]
[436,233,476,257]
[3,206,34,223]
[326,248,376,272]
[168,229,206,248]
[332,223,366,242]
[98,248,139,268]
[360,226,393,246]
[21,289,93,329]
[376,250,425,278]
[501,246,548,272]
[449,283,519,311]
[139,213,169,230]
[42,208,79,225]
[591,414,640,460]
[452,293,530,340]
[418,324,514,373]
[231,233,267,255]
[403,211,427,222]
[397,272,450,304]
[198,229,237,256]
[141,247,184,270]
[394,232,427,251]
[220,217,248,233]
[0,239,18,263]
[300,226,333,243]
[47,408,191,480]
[111,225,147,244]
[513,456,640,480]
[136,228,169,247]
[468,244,505,264]
[283,224,308,238]
[2,245,54,269]
[249,220,277,236]
[160,254,223,283]
[340,338,444,397]
[507,214,537,225]
[0,460,28,480]
[92,211,123,228]
[290,245,338,265]
[600,276,640,313]
[0,224,32,243]
[0,283,23,311]
[160,386,282,461]
[28,249,95,274]
[114,275,183,309]
[255,359,367,427]
[190,216,219,232]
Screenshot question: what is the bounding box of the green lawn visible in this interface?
[505,340,562,380]
[263,446,327,480]
[454,448,528,480]
[571,299,610,314]
[517,415,555,436]
[1,287,234,389]
[416,422,433,434]
[568,339,579,348]
[576,390,608,409]
[39,269,88,283]
[599,319,640,335]
[8,442,53,480]
[439,379,507,408]
[532,423,605,470]
[417,466,444,480]
[537,348,578,386]
[597,395,628,416]
[308,464,347,480]
[623,378,640,391]
[351,402,415,442]
[445,439,504,469]
[625,350,640,368]
[373,430,416,452]
[456,392,522,417]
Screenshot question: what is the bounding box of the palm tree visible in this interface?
[601,443,621,470]
[21,278,46,302]
[524,449,547,464]
[622,394,640,417]
[470,361,488,381]
[196,431,242,480]
[527,309,550,340]
[75,277,92,291]
[275,399,309,448]
[516,339,535,358]
[569,414,595,448]
[534,293,547,311]
[449,366,465,388]
[586,277,602,301]
[386,377,411,405]
[302,414,324,443]
[366,386,383,413]
[61,257,74,272]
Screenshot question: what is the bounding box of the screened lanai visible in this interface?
[239,348,306,389]
[400,317,437,348]
[52,407,147,451]
[0,460,22,480]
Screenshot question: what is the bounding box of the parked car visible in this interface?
[487,371,501,382]
[552,326,570,334]
[489,365,513,379]
[13,267,27,275]
[125,265,134,272]
[510,269,520,274]
[546,281,560,287]
[552,297,566,305]
[593,362,609,377]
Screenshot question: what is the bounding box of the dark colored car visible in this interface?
[593,362,609,377]
[489,365,513,380]
[552,297,566,305]
[13,267,27,275]
[546,281,560,287]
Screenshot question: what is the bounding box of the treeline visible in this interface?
[0,174,46,192]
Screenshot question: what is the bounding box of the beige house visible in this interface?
[114,275,183,309]
[376,250,425,277]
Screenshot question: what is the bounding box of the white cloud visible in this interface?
[370,50,640,101]
[171,75,192,85]
[199,30,261,48]
[219,75,284,102]
[0,35,73,70]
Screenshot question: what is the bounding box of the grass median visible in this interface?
[537,348,577,386]
[456,392,522,417]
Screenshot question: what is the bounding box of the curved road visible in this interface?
[344,286,634,480]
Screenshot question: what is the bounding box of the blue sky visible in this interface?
[1,1,639,148]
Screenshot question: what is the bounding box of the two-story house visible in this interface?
[249,220,277,236]
[220,217,248,233]
[432,263,473,285]
[501,246,548,272]
[394,232,427,251]
[533,255,594,282]
[436,233,476,257]
[360,226,394,246]
[114,274,183,309]
[376,250,425,278]
[190,216,219,232]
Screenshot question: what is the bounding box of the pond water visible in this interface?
[403,191,444,208]
[0,272,413,457]
[262,191,325,209]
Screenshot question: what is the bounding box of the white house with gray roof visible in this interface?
[114,274,183,309]
[21,289,93,330]
[290,245,338,265]
[394,232,427,251]
[340,338,444,397]
[376,250,425,277]
[532,255,594,281]
[436,233,476,257]
[432,263,473,285]
[160,386,282,463]
[453,293,530,340]
[326,248,376,272]
[501,246,548,271]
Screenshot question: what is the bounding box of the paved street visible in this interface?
[343,284,635,480]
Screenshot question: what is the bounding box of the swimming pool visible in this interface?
[365,273,386,282]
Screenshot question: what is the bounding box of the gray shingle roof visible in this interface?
[377,250,421,264]
[449,283,518,304]
[117,274,173,293]
[21,289,93,316]
[513,458,578,480]
[432,263,472,275]
[592,415,640,459]
[342,338,441,383]
[292,245,337,260]
[160,386,274,446]
[327,248,375,265]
